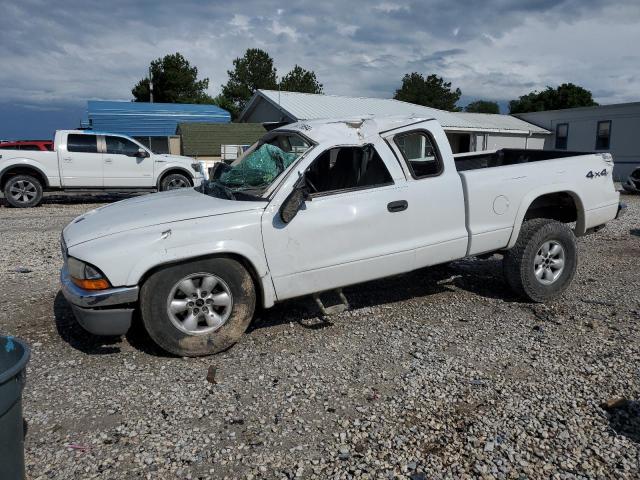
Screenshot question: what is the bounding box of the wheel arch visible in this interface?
[0,164,50,190]
[156,167,194,189]
[507,186,586,249]
[136,252,275,309]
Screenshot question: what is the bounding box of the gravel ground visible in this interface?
[0,192,639,479]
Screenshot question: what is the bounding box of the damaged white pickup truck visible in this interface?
[60,116,624,356]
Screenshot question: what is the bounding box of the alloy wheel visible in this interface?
[166,273,233,335]
[533,240,565,285]
[9,179,37,204]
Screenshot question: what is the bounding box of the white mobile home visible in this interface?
[516,103,640,181]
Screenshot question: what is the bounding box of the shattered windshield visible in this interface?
[198,132,312,200]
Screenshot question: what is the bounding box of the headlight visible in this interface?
[191,162,203,173]
[67,257,111,290]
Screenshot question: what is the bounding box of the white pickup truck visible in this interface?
[0,130,204,207]
[59,116,623,357]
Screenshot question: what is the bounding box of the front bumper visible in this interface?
[60,266,139,336]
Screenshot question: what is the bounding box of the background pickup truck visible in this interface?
[0,130,204,207]
[60,116,623,357]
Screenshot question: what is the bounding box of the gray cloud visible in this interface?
[0,0,639,113]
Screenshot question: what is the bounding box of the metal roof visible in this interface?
[86,100,230,137]
[514,101,640,117]
[177,122,267,156]
[240,90,549,135]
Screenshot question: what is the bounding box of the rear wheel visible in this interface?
[141,257,256,356]
[160,173,191,191]
[3,175,43,208]
[503,218,577,302]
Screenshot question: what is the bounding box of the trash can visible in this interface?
[0,336,30,480]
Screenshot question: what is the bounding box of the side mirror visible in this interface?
[134,148,149,158]
[279,181,309,224]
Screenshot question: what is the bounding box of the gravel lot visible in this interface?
[1,192,639,479]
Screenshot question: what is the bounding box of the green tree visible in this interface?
[509,83,597,114]
[393,73,461,111]
[464,100,500,114]
[132,53,212,103]
[211,94,235,114]
[279,65,323,94]
[220,48,278,119]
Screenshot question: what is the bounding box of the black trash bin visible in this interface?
[0,336,30,480]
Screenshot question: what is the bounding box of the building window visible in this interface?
[595,120,611,150]
[555,123,568,150]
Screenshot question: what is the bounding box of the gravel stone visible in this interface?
[0,191,638,479]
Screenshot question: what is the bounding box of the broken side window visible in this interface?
[305,145,393,195]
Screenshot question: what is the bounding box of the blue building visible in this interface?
[83,100,230,153]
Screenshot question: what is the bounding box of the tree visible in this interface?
[279,65,323,94]
[393,73,461,111]
[132,53,212,103]
[465,100,500,114]
[509,83,597,114]
[220,48,278,119]
[211,94,235,114]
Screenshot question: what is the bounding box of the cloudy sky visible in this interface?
[1,0,638,138]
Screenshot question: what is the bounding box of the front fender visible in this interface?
[506,183,586,249]
[68,210,277,308]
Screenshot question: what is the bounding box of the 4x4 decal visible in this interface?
[586,169,608,179]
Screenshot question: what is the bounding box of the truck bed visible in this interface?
[454,149,595,172]
[456,151,618,257]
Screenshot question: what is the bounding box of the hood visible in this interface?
[63,188,265,247]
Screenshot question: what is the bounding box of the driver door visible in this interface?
[102,135,154,187]
[261,140,415,301]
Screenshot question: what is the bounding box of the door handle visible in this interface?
[63,157,72,162]
[104,158,113,164]
[387,200,408,212]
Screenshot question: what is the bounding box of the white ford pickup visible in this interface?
[59,116,624,356]
[0,130,204,207]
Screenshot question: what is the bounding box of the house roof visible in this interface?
[514,101,640,117]
[240,90,549,135]
[86,100,230,137]
[177,122,266,156]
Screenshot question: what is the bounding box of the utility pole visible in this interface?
[149,66,154,103]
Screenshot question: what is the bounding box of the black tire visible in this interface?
[503,218,577,302]
[160,173,191,191]
[140,257,256,356]
[3,174,43,208]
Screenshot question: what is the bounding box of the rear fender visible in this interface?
[507,184,585,249]
[0,158,53,188]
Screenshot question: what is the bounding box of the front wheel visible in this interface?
[3,175,43,208]
[503,218,577,302]
[140,257,256,356]
[160,173,191,191]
